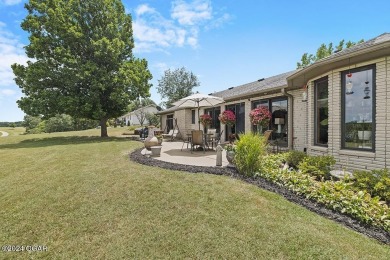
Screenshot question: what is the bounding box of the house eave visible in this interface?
[287,41,390,89]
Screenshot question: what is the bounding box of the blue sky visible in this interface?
[0,0,389,122]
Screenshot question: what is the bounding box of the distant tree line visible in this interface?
[23,114,99,134]
[0,122,23,127]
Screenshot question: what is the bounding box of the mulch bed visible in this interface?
[130,148,390,245]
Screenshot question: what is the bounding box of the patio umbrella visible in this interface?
[172,93,224,130]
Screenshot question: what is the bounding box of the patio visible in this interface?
[141,140,230,167]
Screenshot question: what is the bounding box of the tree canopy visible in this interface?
[157,67,200,108]
[12,0,152,137]
[297,39,364,69]
[127,97,157,112]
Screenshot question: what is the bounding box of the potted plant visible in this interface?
[199,114,212,128]
[218,110,236,126]
[249,106,272,133]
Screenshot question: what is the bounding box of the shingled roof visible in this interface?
[212,70,297,101]
[315,33,390,64]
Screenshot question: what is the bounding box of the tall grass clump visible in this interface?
[234,133,267,176]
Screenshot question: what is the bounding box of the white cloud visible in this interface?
[171,0,212,26]
[0,22,28,91]
[187,28,198,48]
[135,4,157,16]
[132,1,231,53]
[206,13,232,30]
[0,89,16,95]
[153,62,170,75]
[133,4,189,53]
[1,0,23,5]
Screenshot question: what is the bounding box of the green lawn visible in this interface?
[0,127,26,136]
[0,128,389,259]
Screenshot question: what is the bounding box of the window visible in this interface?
[204,107,221,132]
[252,99,269,133]
[251,98,288,147]
[225,103,245,137]
[167,114,174,131]
[314,77,328,146]
[342,65,375,151]
[191,110,195,124]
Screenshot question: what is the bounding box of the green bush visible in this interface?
[146,113,160,127]
[257,154,390,232]
[235,133,267,176]
[45,114,74,133]
[352,169,390,204]
[284,150,307,169]
[298,155,335,180]
[128,125,140,132]
[23,115,42,132]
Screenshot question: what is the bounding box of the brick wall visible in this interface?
[306,56,389,171]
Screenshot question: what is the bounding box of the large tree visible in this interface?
[12,0,152,137]
[127,97,156,112]
[297,39,364,69]
[157,67,200,108]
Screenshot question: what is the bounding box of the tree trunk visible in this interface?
[100,118,108,137]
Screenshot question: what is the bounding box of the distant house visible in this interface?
[157,33,390,170]
[122,104,159,126]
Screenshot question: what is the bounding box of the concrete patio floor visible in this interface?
[141,141,229,167]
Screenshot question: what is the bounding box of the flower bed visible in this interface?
[257,153,390,232]
[130,148,390,244]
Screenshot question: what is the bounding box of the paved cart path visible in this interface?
[0,131,9,137]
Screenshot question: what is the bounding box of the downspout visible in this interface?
[281,88,294,150]
[386,56,388,168]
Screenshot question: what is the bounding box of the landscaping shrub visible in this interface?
[27,120,46,134]
[284,150,307,169]
[257,154,390,232]
[45,114,74,133]
[23,115,42,133]
[234,133,267,176]
[146,113,160,127]
[298,155,335,180]
[352,169,390,204]
[128,125,140,132]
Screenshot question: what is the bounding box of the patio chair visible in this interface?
[206,128,217,149]
[191,130,206,153]
[263,130,273,141]
[162,129,179,141]
[181,129,193,151]
[263,130,278,152]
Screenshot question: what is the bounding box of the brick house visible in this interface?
[157,33,390,170]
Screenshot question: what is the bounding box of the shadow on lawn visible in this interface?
[0,136,134,149]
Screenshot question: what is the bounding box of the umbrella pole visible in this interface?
[198,103,201,130]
